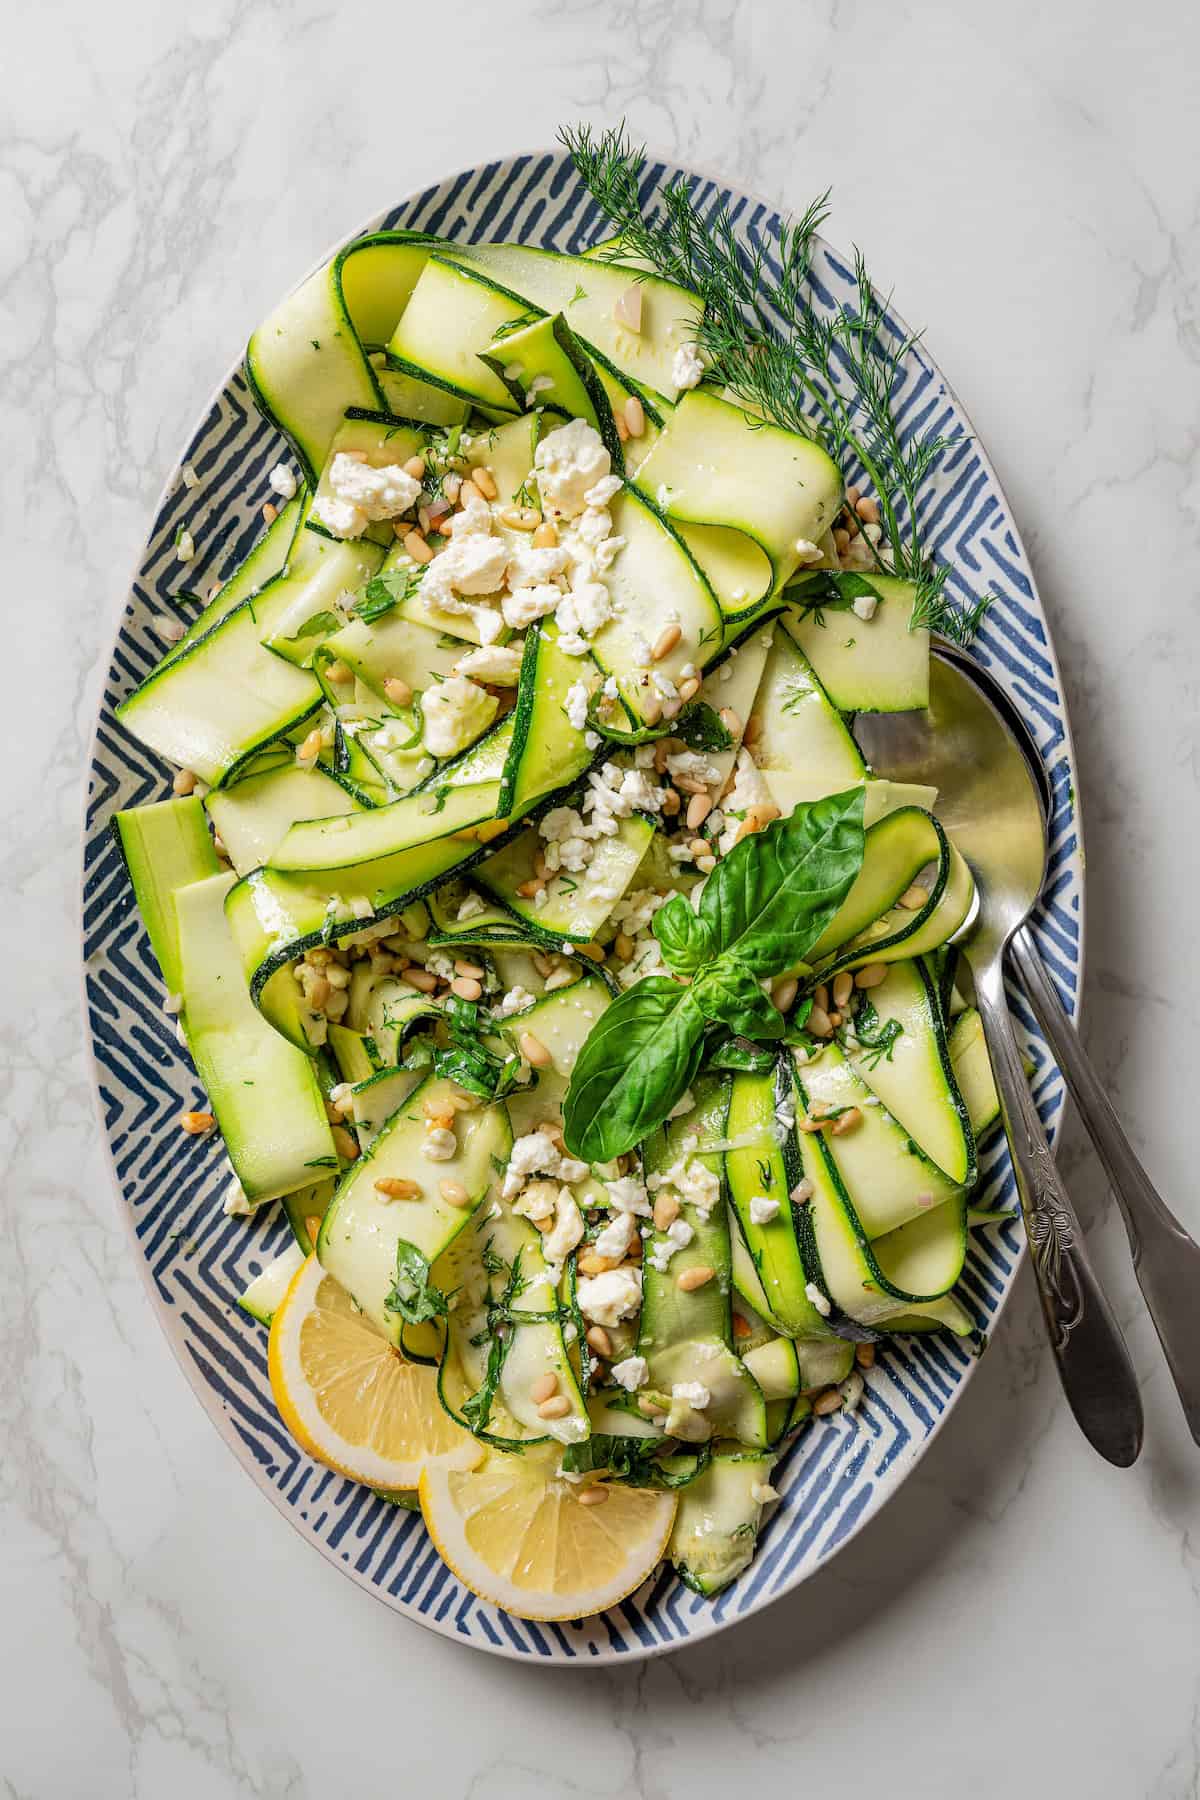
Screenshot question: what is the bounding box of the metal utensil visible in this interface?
[892,645,1200,1447]
[854,644,1143,1466]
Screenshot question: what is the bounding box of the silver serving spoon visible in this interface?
[854,644,1144,1465]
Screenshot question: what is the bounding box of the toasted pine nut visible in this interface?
[718,706,743,736]
[340,449,369,463]
[846,485,861,506]
[307,974,331,1010]
[813,983,830,1012]
[855,495,880,523]
[454,959,485,979]
[532,520,558,548]
[519,1031,552,1067]
[813,1388,844,1416]
[640,693,663,727]
[402,455,426,481]
[772,976,799,1014]
[677,1265,714,1292]
[450,976,483,1001]
[172,768,196,796]
[402,966,439,993]
[537,1394,572,1420]
[672,773,707,796]
[578,1484,609,1506]
[732,1313,752,1340]
[798,1114,829,1134]
[531,1372,559,1405]
[686,793,713,832]
[832,970,854,1009]
[827,1010,843,1028]
[624,395,646,437]
[375,1176,421,1199]
[613,932,635,960]
[898,884,927,910]
[179,1110,214,1134]
[531,952,554,978]
[298,729,323,761]
[688,838,709,861]
[516,878,546,899]
[637,1395,667,1420]
[262,501,278,524]
[831,1108,862,1136]
[854,962,889,989]
[855,1342,876,1368]
[652,623,682,661]
[404,529,433,564]
[834,527,851,553]
[423,1094,451,1121]
[744,713,764,747]
[499,505,541,530]
[653,1192,680,1232]
[678,675,701,702]
[325,659,352,685]
[472,465,498,500]
[577,1250,619,1276]
[324,1099,343,1125]
[426,1112,454,1133]
[616,412,630,442]
[306,947,333,967]
[458,477,485,509]
[660,787,681,817]
[331,1125,359,1162]
[383,675,413,707]
[586,1325,613,1358]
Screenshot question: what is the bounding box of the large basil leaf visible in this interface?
[653,895,715,974]
[694,787,866,976]
[562,978,707,1161]
[693,961,784,1041]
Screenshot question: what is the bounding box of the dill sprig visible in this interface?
[560,122,991,645]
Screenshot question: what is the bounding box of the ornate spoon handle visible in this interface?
[1010,924,1200,1446]
[967,949,1143,1466]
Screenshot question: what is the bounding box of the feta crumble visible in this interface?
[671,342,705,390]
[576,1265,643,1327]
[610,1355,649,1392]
[749,1194,780,1225]
[268,462,298,501]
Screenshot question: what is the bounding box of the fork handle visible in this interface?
[969,950,1143,1465]
[1010,924,1200,1446]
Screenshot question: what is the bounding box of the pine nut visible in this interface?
[499,506,541,530]
[179,1110,214,1134]
[577,1484,609,1506]
[813,1388,844,1416]
[331,1125,359,1161]
[637,1395,667,1421]
[614,932,635,960]
[677,1265,714,1292]
[478,821,509,845]
[324,1099,343,1124]
[298,729,323,761]
[686,792,712,831]
[732,1313,752,1340]
[306,947,333,967]
[616,413,630,442]
[307,974,331,1010]
[653,1192,680,1231]
[718,706,742,736]
[586,1326,613,1358]
[383,675,413,707]
[772,976,799,1014]
[640,693,663,727]
[678,675,701,702]
[423,1094,450,1121]
[472,466,498,500]
[402,966,439,993]
[855,1342,876,1368]
[744,713,764,747]
[813,983,830,1012]
[340,450,369,463]
[686,838,707,862]
[404,530,434,564]
[325,659,351,684]
[831,1108,862,1136]
[855,495,880,523]
[458,478,486,509]
[375,1177,421,1199]
[798,1114,828,1134]
[898,884,927,910]
[532,521,558,548]
[454,959,485,979]
[537,1395,572,1419]
[172,768,197,796]
[833,527,851,553]
[578,1249,619,1276]
[426,1113,454,1134]
[832,970,854,1009]
[652,623,682,660]
[660,788,681,816]
[262,501,278,524]
[450,976,483,1001]
[516,878,546,898]
[854,962,889,989]
[846,485,861,506]
[402,455,426,481]
[827,1010,843,1027]
[624,395,646,437]
[519,1031,552,1067]
[531,1372,559,1405]
[324,964,350,990]
[531,952,555,978]
[673,773,707,796]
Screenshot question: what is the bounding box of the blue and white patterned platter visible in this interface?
[81,149,1084,1663]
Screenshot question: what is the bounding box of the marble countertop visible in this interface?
[6,1,1200,1793]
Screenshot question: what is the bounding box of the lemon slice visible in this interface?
[419,1449,677,1621]
[268,1253,483,1489]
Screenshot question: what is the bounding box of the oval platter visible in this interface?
[81,147,1084,1663]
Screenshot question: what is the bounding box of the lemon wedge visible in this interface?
[419,1448,676,1621]
[268,1253,483,1489]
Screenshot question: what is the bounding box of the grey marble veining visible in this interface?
[4,0,1199,1793]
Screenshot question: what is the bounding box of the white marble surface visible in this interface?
[5,0,1200,1792]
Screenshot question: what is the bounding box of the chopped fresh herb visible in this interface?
[292,609,340,641]
[384,1240,449,1326]
[354,567,419,624]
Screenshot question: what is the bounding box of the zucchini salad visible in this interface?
[113,129,1005,1620]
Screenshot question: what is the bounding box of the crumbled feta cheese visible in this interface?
[671,1380,710,1409]
[422,530,510,606]
[423,1126,457,1162]
[718,748,777,853]
[564,679,591,732]
[506,540,569,589]
[447,496,492,537]
[495,984,534,1018]
[543,1190,585,1265]
[671,343,704,390]
[805,1280,832,1317]
[556,580,613,642]
[222,1176,252,1216]
[851,593,879,622]
[268,462,298,501]
[577,1266,643,1330]
[604,1174,652,1217]
[456,892,487,922]
[585,473,622,508]
[793,537,823,564]
[513,1178,559,1224]
[749,1194,780,1226]
[558,1155,590,1183]
[502,583,562,629]
[534,418,612,520]
[791,1178,814,1204]
[750,1481,781,1505]
[502,1131,563,1198]
[453,644,524,684]
[175,528,195,563]
[610,1355,649,1392]
[666,1219,694,1251]
[593,1210,637,1261]
[421,676,498,759]
[666,751,719,787]
[585,729,600,749]
[575,505,614,548]
[321,454,421,535]
[839,1371,866,1412]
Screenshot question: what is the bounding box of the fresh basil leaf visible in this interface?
[563,978,707,1160]
[355,567,418,623]
[384,1240,448,1325]
[673,702,733,752]
[559,1433,710,1489]
[787,570,885,622]
[706,1034,778,1073]
[652,894,715,975]
[292,609,340,641]
[693,961,784,1041]
[694,787,866,977]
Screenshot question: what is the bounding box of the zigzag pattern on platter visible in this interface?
[82,151,1082,1661]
